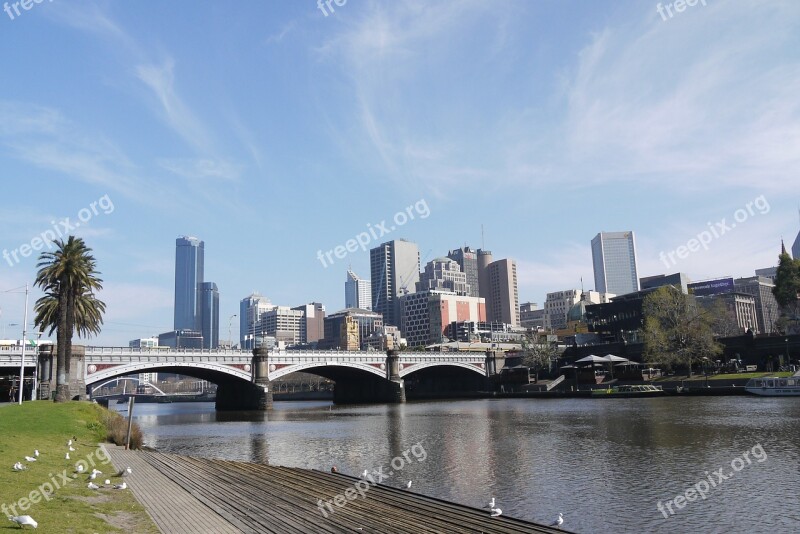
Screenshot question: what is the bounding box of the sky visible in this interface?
[0,0,798,346]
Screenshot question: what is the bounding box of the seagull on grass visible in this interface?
[33,450,39,458]
[550,513,564,528]
[104,479,111,486]
[113,482,127,490]
[65,453,70,461]
[68,446,76,452]
[88,471,97,481]
[9,515,37,529]
[13,462,26,471]
[87,482,100,490]
[24,456,36,463]
[67,439,72,447]
[76,465,85,473]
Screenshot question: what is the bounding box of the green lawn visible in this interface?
[0,401,158,533]
[654,371,794,381]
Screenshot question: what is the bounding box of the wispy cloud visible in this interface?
[265,21,296,45]
[159,158,242,181]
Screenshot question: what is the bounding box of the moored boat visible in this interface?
[591,384,664,398]
[744,376,800,396]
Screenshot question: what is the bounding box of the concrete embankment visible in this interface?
[103,445,570,533]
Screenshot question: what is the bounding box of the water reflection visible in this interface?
[117,398,800,533]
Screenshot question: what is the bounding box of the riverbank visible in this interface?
[0,402,158,533]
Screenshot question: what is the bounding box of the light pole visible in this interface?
[785,338,790,369]
[228,314,237,349]
[17,284,29,405]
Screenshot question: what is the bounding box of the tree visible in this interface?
[641,286,722,377]
[519,334,558,374]
[773,251,800,334]
[33,237,105,402]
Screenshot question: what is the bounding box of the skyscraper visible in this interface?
[370,239,420,327]
[417,258,469,295]
[199,282,219,348]
[239,293,274,349]
[591,231,639,296]
[476,249,493,301]
[485,258,520,326]
[447,246,480,297]
[345,270,372,310]
[174,236,204,331]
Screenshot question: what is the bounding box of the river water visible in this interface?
[115,397,800,533]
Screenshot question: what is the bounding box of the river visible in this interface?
[114,397,800,533]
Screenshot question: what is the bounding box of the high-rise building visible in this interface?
[477,249,494,301]
[447,246,480,297]
[734,276,780,334]
[417,258,470,295]
[544,290,581,331]
[345,270,371,310]
[292,302,326,343]
[260,306,306,345]
[591,231,639,296]
[485,258,519,326]
[199,282,219,348]
[399,290,486,348]
[370,239,420,327]
[519,302,545,330]
[239,293,275,349]
[174,236,204,331]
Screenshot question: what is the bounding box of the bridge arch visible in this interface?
[399,361,486,378]
[268,361,385,381]
[85,361,251,387]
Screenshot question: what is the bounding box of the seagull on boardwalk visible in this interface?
[490,507,502,517]
[9,515,37,529]
[24,456,36,462]
[550,513,564,528]
[113,482,127,490]
[116,467,132,477]
[87,482,100,490]
[13,462,26,471]
[405,480,412,489]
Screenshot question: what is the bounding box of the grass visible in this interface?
[0,401,158,533]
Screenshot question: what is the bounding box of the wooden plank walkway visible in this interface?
[105,446,571,533]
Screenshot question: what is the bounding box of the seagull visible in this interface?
[361,469,368,479]
[33,450,39,457]
[13,462,26,471]
[104,479,111,486]
[87,482,100,490]
[24,456,36,462]
[114,482,127,490]
[116,467,132,477]
[92,468,103,475]
[550,513,564,528]
[68,446,76,452]
[489,497,495,509]
[490,507,502,517]
[67,439,72,447]
[65,453,70,460]
[9,515,38,529]
[76,465,85,473]
[88,472,97,480]
[405,480,412,489]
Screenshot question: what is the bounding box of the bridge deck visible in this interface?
[104,446,569,534]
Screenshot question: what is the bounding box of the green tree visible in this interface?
[642,286,722,376]
[773,251,800,333]
[33,237,105,402]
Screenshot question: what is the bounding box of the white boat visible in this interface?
[744,373,800,396]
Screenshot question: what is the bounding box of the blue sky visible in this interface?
[0,0,798,346]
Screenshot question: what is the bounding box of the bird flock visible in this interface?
[486,496,563,529]
[7,435,133,529]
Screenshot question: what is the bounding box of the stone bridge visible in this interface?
[1,345,503,410]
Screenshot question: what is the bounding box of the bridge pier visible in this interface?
[215,346,273,411]
[36,345,87,401]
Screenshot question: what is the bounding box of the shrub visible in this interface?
[103,410,144,449]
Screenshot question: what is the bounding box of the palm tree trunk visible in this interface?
[55,287,70,402]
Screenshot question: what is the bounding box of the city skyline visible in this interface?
[0,2,798,346]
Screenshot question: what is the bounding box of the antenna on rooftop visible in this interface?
[481,224,485,250]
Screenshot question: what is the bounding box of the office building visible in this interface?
[158,329,203,349]
[292,302,326,343]
[322,308,384,350]
[174,236,204,331]
[755,267,777,282]
[240,293,275,349]
[417,258,470,295]
[447,246,480,297]
[519,302,546,330]
[399,290,486,348]
[485,259,519,326]
[129,337,159,348]
[370,239,420,327]
[640,273,691,294]
[697,293,758,335]
[734,276,780,334]
[260,306,306,345]
[591,231,639,296]
[199,282,219,348]
[345,270,372,310]
[477,249,493,301]
[544,290,581,331]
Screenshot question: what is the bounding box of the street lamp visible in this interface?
[228,314,238,349]
[785,338,790,368]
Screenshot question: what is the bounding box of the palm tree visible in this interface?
[34,237,105,402]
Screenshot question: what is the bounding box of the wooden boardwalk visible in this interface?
[104,446,570,533]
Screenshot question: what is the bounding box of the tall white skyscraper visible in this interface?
[345,270,372,310]
[370,239,420,327]
[591,231,639,296]
[239,293,274,349]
